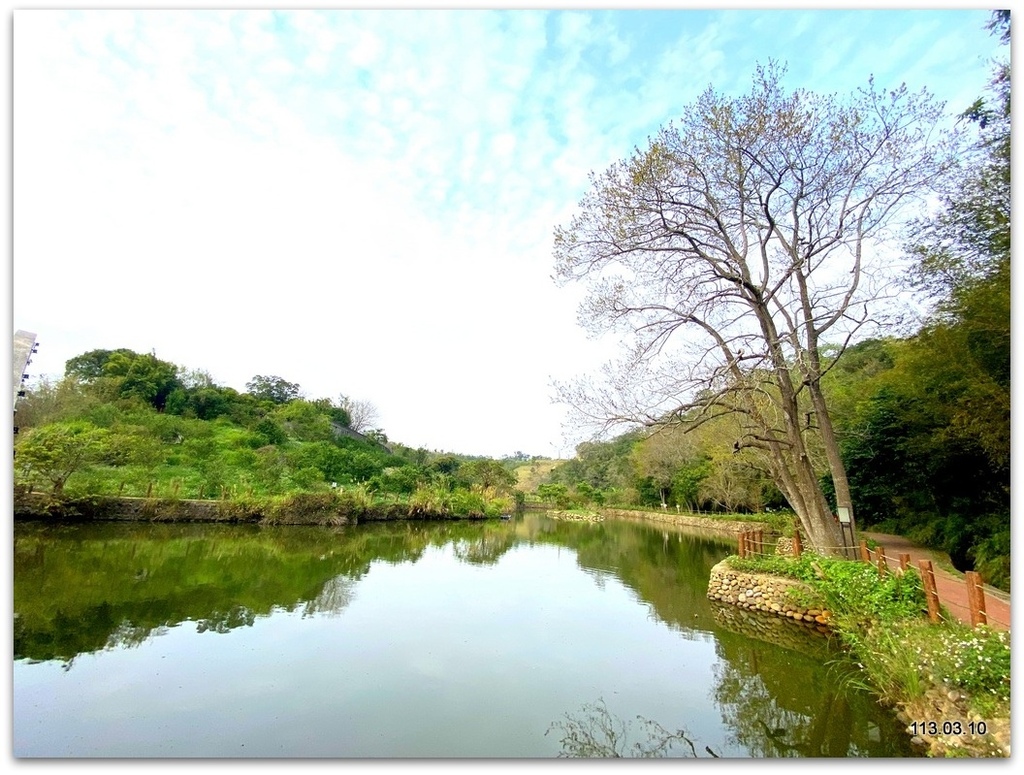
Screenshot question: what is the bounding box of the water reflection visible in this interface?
[711,638,898,757]
[547,697,720,758]
[14,513,918,757]
[13,519,517,664]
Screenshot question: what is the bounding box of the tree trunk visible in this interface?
[770,378,847,556]
[809,383,857,555]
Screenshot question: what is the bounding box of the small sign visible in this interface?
[837,507,851,524]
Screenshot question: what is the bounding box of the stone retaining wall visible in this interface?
[707,559,832,629]
[709,600,834,657]
[602,508,771,535]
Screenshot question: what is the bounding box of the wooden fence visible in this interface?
[737,530,991,629]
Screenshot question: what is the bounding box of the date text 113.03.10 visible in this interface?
[909,720,987,736]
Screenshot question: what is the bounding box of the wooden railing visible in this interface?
[736,530,992,628]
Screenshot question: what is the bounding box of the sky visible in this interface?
[7,3,1007,460]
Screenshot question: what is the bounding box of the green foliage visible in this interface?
[368,466,421,495]
[969,525,1010,592]
[449,489,487,517]
[670,457,712,510]
[64,348,136,381]
[273,399,337,442]
[245,374,301,404]
[252,417,288,446]
[537,482,569,506]
[65,349,183,411]
[15,421,110,494]
[727,554,926,625]
[918,625,1011,701]
[18,347,520,522]
[458,458,517,493]
[823,331,1009,588]
[725,552,1009,720]
[166,384,241,421]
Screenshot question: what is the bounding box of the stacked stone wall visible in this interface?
[602,508,770,535]
[709,600,835,657]
[707,559,832,630]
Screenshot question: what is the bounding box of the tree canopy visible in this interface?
[245,375,302,405]
[553,62,962,553]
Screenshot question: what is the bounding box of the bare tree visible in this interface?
[339,395,380,433]
[553,63,960,554]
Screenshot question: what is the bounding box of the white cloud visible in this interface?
[11,7,1005,458]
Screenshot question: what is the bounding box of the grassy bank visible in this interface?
[13,485,520,526]
[725,553,1010,757]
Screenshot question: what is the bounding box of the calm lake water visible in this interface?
[13,512,918,758]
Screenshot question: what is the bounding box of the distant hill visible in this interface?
[512,458,563,493]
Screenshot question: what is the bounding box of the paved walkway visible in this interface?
[860,531,1010,631]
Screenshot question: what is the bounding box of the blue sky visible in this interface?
[9,5,1006,459]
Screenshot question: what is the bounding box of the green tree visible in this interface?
[101,426,165,470]
[66,348,182,411]
[670,457,712,511]
[245,375,301,405]
[64,348,136,381]
[631,426,700,507]
[369,466,421,495]
[252,417,288,447]
[553,63,960,554]
[273,399,335,442]
[15,421,109,494]
[537,482,569,506]
[458,459,517,493]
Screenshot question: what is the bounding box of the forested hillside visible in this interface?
[13,347,524,519]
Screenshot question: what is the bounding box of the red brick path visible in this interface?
[860,531,1010,631]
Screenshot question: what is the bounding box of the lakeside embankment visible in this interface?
[12,491,493,525]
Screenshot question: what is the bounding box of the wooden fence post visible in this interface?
[918,560,941,623]
[859,541,870,563]
[792,529,802,558]
[899,553,911,572]
[738,531,747,558]
[876,545,888,577]
[146,481,153,498]
[119,481,125,495]
[198,485,205,500]
[965,571,988,628]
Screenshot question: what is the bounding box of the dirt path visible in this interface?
[860,531,1010,631]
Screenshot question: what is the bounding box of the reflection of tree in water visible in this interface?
[195,606,257,633]
[105,619,165,649]
[547,698,719,758]
[710,641,912,757]
[303,575,357,617]
[450,528,516,566]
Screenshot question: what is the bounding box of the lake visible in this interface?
[12,512,919,758]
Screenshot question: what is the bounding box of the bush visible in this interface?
[450,489,487,517]
[265,492,354,525]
